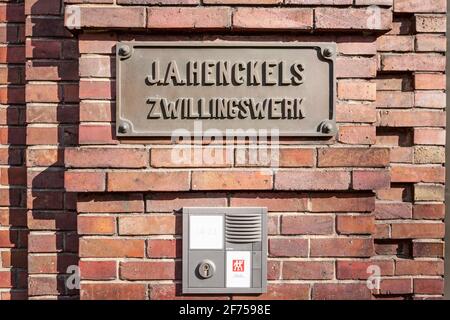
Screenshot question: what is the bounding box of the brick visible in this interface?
[281,215,333,235]
[78,125,117,145]
[318,148,389,167]
[78,193,144,213]
[78,216,115,235]
[0,86,25,104]
[414,128,445,145]
[147,239,181,258]
[415,91,445,109]
[414,279,444,295]
[120,261,176,280]
[336,103,377,123]
[147,192,227,212]
[311,193,375,212]
[26,60,78,81]
[278,148,315,167]
[336,215,375,235]
[315,7,391,31]
[28,254,78,274]
[381,54,445,72]
[233,8,312,30]
[310,238,374,257]
[0,46,25,64]
[391,223,444,239]
[338,126,376,145]
[205,0,279,3]
[148,7,230,29]
[413,203,445,220]
[269,238,308,257]
[336,36,377,55]
[26,127,58,145]
[80,260,117,280]
[192,170,272,190]
[0,3,24,22]
[108,171,189,192]
[374,75,412,91]
[415,15,446,33]
[377,35,414,52]
[338,81,376,101]
[374,91,414,109]
[151,147,231,168]
[28,233,63,253]
[81,283,147,300]
[377,278,412,295]
[79,238,145,258]
[119,215,178,235]
[396,260,444,276]
[413,242,444,258]
[394,0,446,13]
[236,283,310,300]
[65,171,106,192]
[275,170,350,190]
[230,192,307,212]
[379,110,446,127]
[336,260,394,280]
[148,283,230,300]
[66,148,148,168]
[79,101,114,122]
[25,0,61,15]
[313,283,372,300]
[283,261,334,280]
[27,190,64,210]
[353,170,390,190]
[79,56,114,78]
[414,73,446,90]
[391,166,444,183]
[337,57,377,78]
[29,276,61,296]
[414,184,445,201]
[27,170,63,189]
[268,261,280,280]
[374,202,412,219]
[79,80,114,100]
[390,147,413,163]
[66,6,146,28]
[414,146,445,164]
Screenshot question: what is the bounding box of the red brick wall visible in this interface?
[0,0,446,300]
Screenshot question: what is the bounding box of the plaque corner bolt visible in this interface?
[118,44,132,58]
[323,47,334,58]
[319,121,335,134]
[118,122,130,134]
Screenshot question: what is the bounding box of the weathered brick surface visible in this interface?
[0,0,444,301]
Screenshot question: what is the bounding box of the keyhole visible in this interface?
[197,260,215,279]
[203,264,210,277]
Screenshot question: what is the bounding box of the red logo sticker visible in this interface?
[232,259,245,272]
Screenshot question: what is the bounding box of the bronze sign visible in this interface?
[116,42,336,137]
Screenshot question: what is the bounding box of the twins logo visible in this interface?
[232,259,245,272]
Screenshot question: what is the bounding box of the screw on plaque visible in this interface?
[118,122,130,134]
[118,45,131,57]
[322,122,334,134]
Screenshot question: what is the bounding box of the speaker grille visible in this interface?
[225,212,262,243]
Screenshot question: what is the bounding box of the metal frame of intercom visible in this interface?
[182,207,268,295]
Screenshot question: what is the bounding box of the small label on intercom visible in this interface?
[226,251,251,288]
[189,215,223,250]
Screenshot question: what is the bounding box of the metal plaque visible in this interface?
[116,42,336,137]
